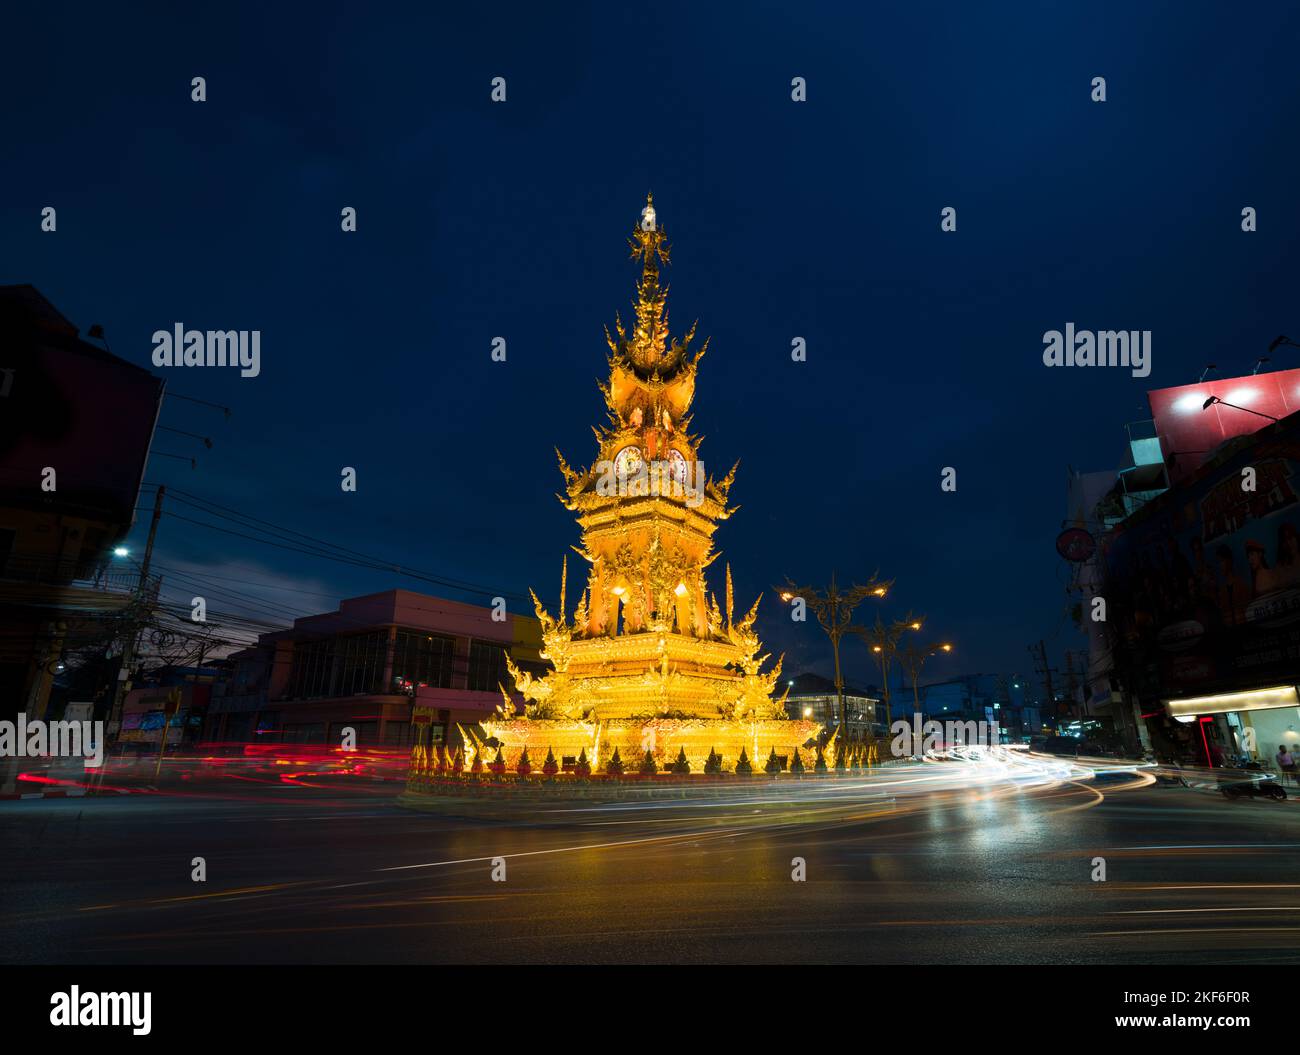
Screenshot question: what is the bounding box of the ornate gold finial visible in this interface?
[627,194,671,367]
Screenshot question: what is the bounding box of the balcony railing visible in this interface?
[0,555,160,598]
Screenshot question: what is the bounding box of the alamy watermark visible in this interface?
[594,455,705,509]
[1042,323,1150,378]
[50,986,151,1035]
[151,324,260,377]
[890,712,1002,757]
[0,713,104,768]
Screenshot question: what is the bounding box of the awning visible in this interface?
[1164,685,1299,719]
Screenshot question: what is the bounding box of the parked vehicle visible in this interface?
[1219,768,1287,801]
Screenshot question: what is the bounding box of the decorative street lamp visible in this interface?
[895,638,955,716]
[850,613,924,733]
[780,572,892,735]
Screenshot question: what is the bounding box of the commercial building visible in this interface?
[119,662,229,749]
[208,589,546,749]
[0,286,161,727]
[1068,367,1300,763]
[782,672,883,737]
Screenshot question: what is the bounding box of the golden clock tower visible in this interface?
[480,196,816,772]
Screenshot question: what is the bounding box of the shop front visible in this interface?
[1165,685,1300,768]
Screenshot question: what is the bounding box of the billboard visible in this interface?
[1148,368,1300,485]
[1103,414,1300,698]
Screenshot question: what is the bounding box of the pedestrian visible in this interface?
[1277,744,1296,784]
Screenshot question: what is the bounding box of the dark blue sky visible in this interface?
[8,2,1300,690]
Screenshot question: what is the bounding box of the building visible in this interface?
[119,662,230,750]
[207,589,545,749]
[1068,367,1300,763]
[0,286,161,728]
[782,672,883,737]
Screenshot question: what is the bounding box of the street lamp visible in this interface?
[1201,395,1279,422]
[780,571,892,735]
[850,612,923,733]
[896,639,955,716]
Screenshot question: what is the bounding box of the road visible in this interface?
[3,752,1299,964]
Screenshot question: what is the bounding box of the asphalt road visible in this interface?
[3,754,1299,964]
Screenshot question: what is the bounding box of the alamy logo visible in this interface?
[890,712,1001,756]
[1042,323,1150,378]
[595,457,705,509]
[50,987,151,1035]
[0,713,104,768]
[151,324,260,377]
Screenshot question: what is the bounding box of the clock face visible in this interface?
[668,449,688,486]
[614,445,644,479]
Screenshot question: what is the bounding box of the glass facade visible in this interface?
[287,638,334,699]
[392,629,455,691]
[468,639,508,693]
[337,631,387,696]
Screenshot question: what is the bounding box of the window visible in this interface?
[287,638,334,699]
[337,631,386,696]
[467,640,508,693]
[392,629,454,691]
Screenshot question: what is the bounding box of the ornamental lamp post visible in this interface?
[780,572,892,736]
[850,612,924,733]
[896,639,955,716]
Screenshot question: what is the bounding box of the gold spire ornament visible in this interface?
[480,197,817,774]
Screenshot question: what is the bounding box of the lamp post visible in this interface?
[780,572,892,735]
[896,639,954,716]
[851,613,923,734]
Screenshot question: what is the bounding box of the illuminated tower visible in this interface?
[504,195,789,726]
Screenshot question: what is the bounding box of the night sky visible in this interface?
[7,2,1300,691]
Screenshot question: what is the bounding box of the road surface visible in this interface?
[3,751,1298,964]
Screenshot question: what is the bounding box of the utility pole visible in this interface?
[108,485,165,738]
[1028,640,1056,730]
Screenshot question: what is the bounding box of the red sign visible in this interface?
[1056,528,1096,562]
[1149,369,1300,485]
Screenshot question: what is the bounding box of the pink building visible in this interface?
[208,589,545,748]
